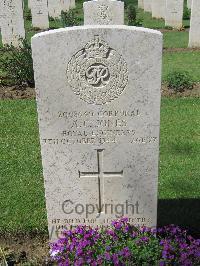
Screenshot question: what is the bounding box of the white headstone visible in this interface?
[187,0,192,9]
[0,0,25,47]
[28,0,33,9]
[152,0,166,19]
[84,0,124,25]
[32,7,162,240]
[165,0,183,29]
[62,0,70,12]
[189,0,200,48]
[143,0,152,12]
[48,0,62,18]
[31,0,49,29]
[138,0,144,9]
[70,0,76,9]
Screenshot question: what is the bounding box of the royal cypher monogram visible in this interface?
[66,35,128,105]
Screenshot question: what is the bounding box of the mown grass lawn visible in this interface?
[162,51,200,81]
[0,98,199,234]
[163,31,189,49]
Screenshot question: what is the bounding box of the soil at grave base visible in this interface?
[161,82,200,97]
[164,47,200,52]
[0,85,36,100]
[0,84,200,100]
[0,233,50,265]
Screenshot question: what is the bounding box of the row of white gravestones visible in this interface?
[0,0,77,46]
[31,0,76,28]
[140,0,184,30]
[189,0,200,48]
[32,0,162,240]
[141,0,200,48]
[0,0,25,47]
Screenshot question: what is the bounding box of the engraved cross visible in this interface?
[79,149,123,213]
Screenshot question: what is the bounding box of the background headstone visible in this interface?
[138,0,144,9]
[48,0,62,18]
[31,0,49,29]
[143,0,152,12]
[62,0,70,12]
[189,0,200,47]
[152,0,166,19]
[187,0,192,9]
[84,0,124,25]
[28,0,33,9]
[165,0,183,29]
[32,24,162,240]
[0,0,25,47]
[70,0,76,9]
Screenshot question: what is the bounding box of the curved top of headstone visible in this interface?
[32,25,162,40]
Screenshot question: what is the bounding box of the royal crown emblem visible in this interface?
[66,35,128,105]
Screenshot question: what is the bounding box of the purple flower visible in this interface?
[140,236,149,243]
[49,219,200,265]
[106,245,111,251]
[112,253,119,264]
[105,252,111,261]
[120,217,128,223]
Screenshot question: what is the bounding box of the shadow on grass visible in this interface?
[158,199,200,237]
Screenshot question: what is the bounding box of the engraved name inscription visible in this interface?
[41,108,158,146]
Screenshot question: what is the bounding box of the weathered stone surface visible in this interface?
[152,0,166,19]
[32,25,162,240]
[143,0,152,12]
[138,0,144,9]
[31,0,49,29]
[0,0,25,47]
[84,0,124,25]
[165,0,183,29]
[189,0,200,47]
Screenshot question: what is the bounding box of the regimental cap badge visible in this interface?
[85,35,109,59]
[66,35,128,105]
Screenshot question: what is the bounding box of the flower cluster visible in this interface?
[50,218,200,266]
